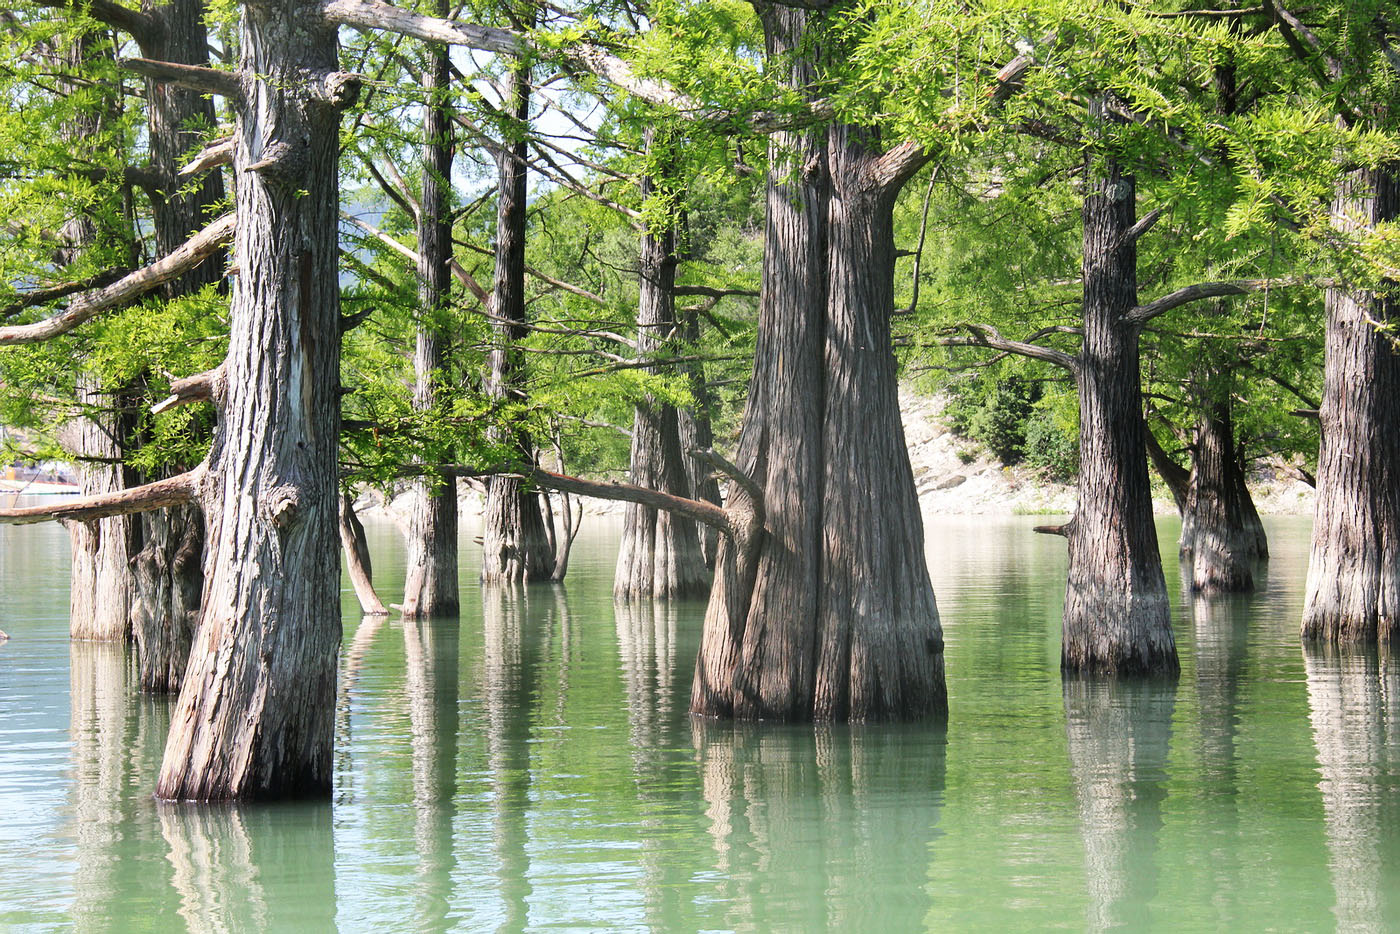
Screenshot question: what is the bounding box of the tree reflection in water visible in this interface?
[1064,676,1176,932]
[692,719,946,931]
[1304,643,1400,934]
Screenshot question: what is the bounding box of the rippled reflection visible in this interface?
[1304,644,1400,933]
[1064,677,1176,931]
[404,612,460,929]
[693,720,946,932]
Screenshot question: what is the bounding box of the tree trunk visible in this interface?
[1143,423,1191,550]
[1061,161,1177,675]
[130,0,228,682]
[65,381,139,642]
[482,52,553,584]
[340,492,387,616]
[615,157,709,600]
[54,32,137,643]
[157,0,349,800]
[1302,165,1400,643]
[402,17,459,617]
[130,502,203,692]
[690,9,945,722]
[1184,371,1266,592]
[677,302,723,569]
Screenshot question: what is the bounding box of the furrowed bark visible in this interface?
[1061,156,1177,676]
[1302,165,1400,643]
[130,502,204,692]
[481,43,554,584]
[690,7,945,723]
[677,301,723,568]
[157,0,349,801]
[615,140,709,600]
[402,11,459,618]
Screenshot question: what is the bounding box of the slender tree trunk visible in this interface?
[340,492,387,616]
[402,15,459,617]
[677,302,723,569]
[615,154,709,600]
[157,0,351,800]
[690,9,945,722]
[482,52,553,584]
[1143,423,1191,551]
[1061,161,1177,675]
[55,32,137,642]
[130,0,228,688]
[1302,166,1400,643]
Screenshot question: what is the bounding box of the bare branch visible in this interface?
[1124,278,1291,326]
[0,267,131,320]
[150,364,225,415]
[1117,207,1163,250]
[0,467,201,525]
[33,0,158,46]
[179,136,233,177]
[1033,523,1070,537]
[673,285,759,300]
[121,57,244,101]
[527,468,732,534]
[0,213,234,345]
[944,323,1079,372]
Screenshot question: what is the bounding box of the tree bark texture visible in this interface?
[1302,166,1400,643]
[157,0,347,800]
[482,53,553,584]
[64,380,140,642]
[130,502,203,692]
[689,8,945,722]
[1183,368,1266,592]
[402,18,459,617]
[340,493,388,616]
[615,164,709,600]
[1062,162,1177,675]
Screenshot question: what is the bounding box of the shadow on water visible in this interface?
[690,718,947,932]
[1063,675,1176,932]
[1303,642,1400,934]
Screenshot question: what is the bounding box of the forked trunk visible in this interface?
[1061,162,1177,675]
[481,54,553,584]
[340,492,387,616]
[1303,166,1400,643]
[615,164,708,599]
[690,9,945,722]
[402,10,459,617]
[157,0,349,800]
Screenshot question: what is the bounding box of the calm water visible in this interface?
[2,511,1399,932]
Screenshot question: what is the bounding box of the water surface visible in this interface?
[2,513,1399,931]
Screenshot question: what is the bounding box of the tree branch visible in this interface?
[1123,278,1290,326]
[526,468,732,534]
[0,213,234,345]
[944,323,1079,372]
[0,467,201,525]
[121,57,244,101]
[150,364,225,415]
[0,267,132,320]
[179,136,234,177]
[34,0,159,46]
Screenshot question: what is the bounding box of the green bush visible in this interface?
[1023,406,1079,481]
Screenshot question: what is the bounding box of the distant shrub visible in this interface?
[1023,406,1079,481]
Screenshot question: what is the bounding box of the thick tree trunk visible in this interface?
[130,502,203,692]
[129,0,228,682]
[402,19,459,617]
[1184,378,1266,592]
[690,9,945,722]
[157,0,349,800]
[1061,162,1177,675]
[481,54,553,584]
[615,162,709,600]
[1302,165,1400,643]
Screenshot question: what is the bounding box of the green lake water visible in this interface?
[2,512,1400,931]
